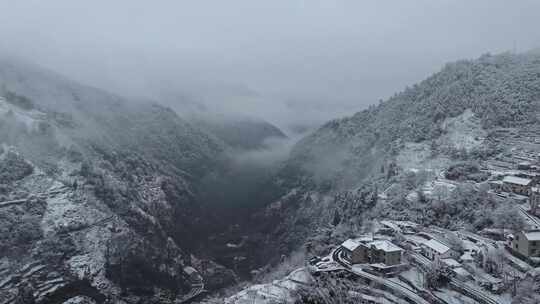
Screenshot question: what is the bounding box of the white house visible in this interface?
[503,176,533,195]
[421,239,454,260]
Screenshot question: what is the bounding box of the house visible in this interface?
[531,187,540,216]
[503,176,533,195]
[341,239,367,264]
[517,171,540,184]
[441,258,461,269]
[453,267,472,281]
[511,230,540,258]
[460,251,475,264]
[340,238,403,266]
[421,239,454,260]
[518,161,532,170]
[369,240,403,266]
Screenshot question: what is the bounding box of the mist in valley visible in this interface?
[2,1,540,303]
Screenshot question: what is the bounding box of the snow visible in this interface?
[0,97,46,131]
[503,175,532,186]
[400,268,424,290]
[441,258,461,268]
[460,252,474,263]
[224,268,313,304]
[523,230,540,241]
[453,267,471,279]
[380,220,400,232]
[434,289,477,304]
[439,109,486,152]
[422,239,450,254]
[184,266,197,275]
[370,240,402,252]
[341,239,361,251]
[40,191,108,236]
[396,142,447,172]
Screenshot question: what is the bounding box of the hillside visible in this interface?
[247,51,540,264]
[286,52,539,187]
[0,59,238,303]
[213,51,540,304]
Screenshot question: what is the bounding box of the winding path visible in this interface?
[518,205,540,229]
[408,252,502,304]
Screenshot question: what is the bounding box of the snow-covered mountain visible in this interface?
[4,51,540,304]
[0,59,239,303]
[262,51,540,247]
[217,51,540,303]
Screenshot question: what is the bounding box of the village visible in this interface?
[307,141,540,304]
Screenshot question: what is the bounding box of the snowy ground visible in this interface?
[438,109,486,152]
[223,268,313,304]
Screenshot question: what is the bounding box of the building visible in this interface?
[421,239,454,260]
[531,187,540,216]
[441,258,461,269]
[511,230,540,258]
[453,267,472,281]
[503,176,533,195]
[369,240,403,266]
[341,239,366,264]
[518,161,532,170]
[340,238,403,266]
[517,171,540,184]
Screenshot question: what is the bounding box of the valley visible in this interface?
[1,51,540,304]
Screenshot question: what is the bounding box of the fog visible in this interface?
[1,0,540,133]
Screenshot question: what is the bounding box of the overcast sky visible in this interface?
[1,0,540,130]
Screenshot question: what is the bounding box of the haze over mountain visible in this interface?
[2,1,540,304]
[2,1,540,133]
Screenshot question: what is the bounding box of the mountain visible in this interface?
[0,59,239,303]
[190,114,287,151]
[4,51,540,304]
[285,51,540,190]
[216,51,540,303]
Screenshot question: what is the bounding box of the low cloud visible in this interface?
[0,1,539,133]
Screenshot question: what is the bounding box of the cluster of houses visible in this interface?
[486,155,540,260]
[335,151,540,282]
[338,220,504,290]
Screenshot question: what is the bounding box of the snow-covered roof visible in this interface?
[370,240,402,252]
[183,266,197,275]
[453,267,471,278]
[503,176,532,186]
[357,234,375,243]
[460,252,474,262]
[380,220,400,231]
[395,220,419,228]
[523,231,540,241]
[422,239,451,254]
[441,258,460,267]
[341,239,361,251]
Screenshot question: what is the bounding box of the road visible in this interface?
[408,251,502,304]
[518,205,540,229]
[332,247,431,304]
[176,280,205,304]
[0,186,69,208]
